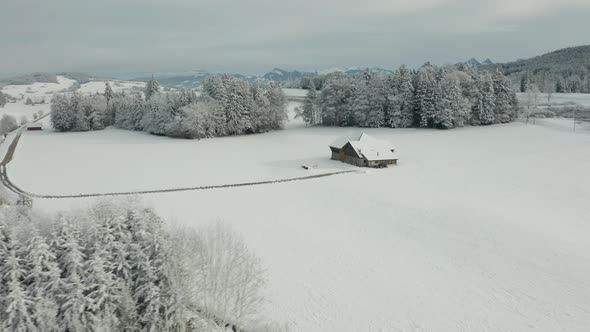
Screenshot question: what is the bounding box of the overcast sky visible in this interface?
[1,0,589,76]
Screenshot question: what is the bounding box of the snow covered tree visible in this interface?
[0,89,8,108]
[1,230,35,332]
[351,82,370,127]
[125,209,169,332]
[414,68,438,128]
[473,74,496,125]
[397,65,415,127]
[25,235,60,331]
[265,81,288,130]
[365,76,386,128]
[51,93,77,131]
[224,77,253,135]
[142,94,173,135]
[493,70,514,123]
[168,223,266,329]
[144,75,161,100]
[436,76,457,129]
[85,248,120,330]
[441,74,470,128]
[79,94,108,130]
[302,81,318,125]
[104,82,114,104]
[54,219,94,332]
[0,114,18,135]
[520,75,528,93]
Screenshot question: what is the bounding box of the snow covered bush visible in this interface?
[169,222,266,329]
[0,199,267,331]
[0,114,18,135]
[0,90,8,108]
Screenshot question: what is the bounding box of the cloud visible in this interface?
[0,0,589,75]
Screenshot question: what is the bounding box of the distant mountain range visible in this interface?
[3,45,590,93]
[129,67,394,88]
[481,45,590,93]
[463,58,494,66]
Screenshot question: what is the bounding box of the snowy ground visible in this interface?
[517,92,590,107]
[283,88,308,98]
[0,76,75,124]
[1,76,77,101]
[78,80,146,95]
[9,119,590,331]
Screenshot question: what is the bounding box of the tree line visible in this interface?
[300,63,519,129]
[0,200,266,331]
[50,74,288,139]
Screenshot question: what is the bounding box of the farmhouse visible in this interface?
[26,123,43,131]
[329,133,398,167]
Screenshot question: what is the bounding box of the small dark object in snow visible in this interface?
[301,165,310,170]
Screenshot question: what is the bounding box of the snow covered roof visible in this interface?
[27,122,42,128]
[330,132,398,161]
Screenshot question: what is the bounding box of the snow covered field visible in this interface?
[78,80,145,95]
[9,118,590,331]
[2,80,590,331]
[517,92,590,107]
[0,76,75,122]
[283,88,308,98]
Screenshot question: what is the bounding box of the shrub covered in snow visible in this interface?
[0,89,8,108]
[0,114,18,135]
[0,200,267,331]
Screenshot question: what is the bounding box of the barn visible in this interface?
[27,123,43,131]
[329,133,398,168]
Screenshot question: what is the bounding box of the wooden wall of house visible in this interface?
[342,156,365,167]
[342,143,361,159]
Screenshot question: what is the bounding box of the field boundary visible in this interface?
[9,170,359,199]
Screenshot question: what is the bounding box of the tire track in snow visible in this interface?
[12,170,360,199]
[0,114,52,199]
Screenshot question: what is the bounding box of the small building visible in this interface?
[329,132,398,168]
[27,123,42,131]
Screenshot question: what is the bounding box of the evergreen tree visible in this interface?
[555,80,564,93]
[25,235,60,331]
[104,82,114,104]
[365,77,386,128]
[493,70,513,123]
[54,219,94,332]
[0,89,8,108]
[2,232,35,332]
[302,81,317,125]
[351,82,371,127]
[415,69,437,128]
[387,65,414,128]
[477,74,496,125]
[520,75,528,93]
[85,248,120,331]
[144,75,161,100]
[50,94,77,132]
[437,76,458,129]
